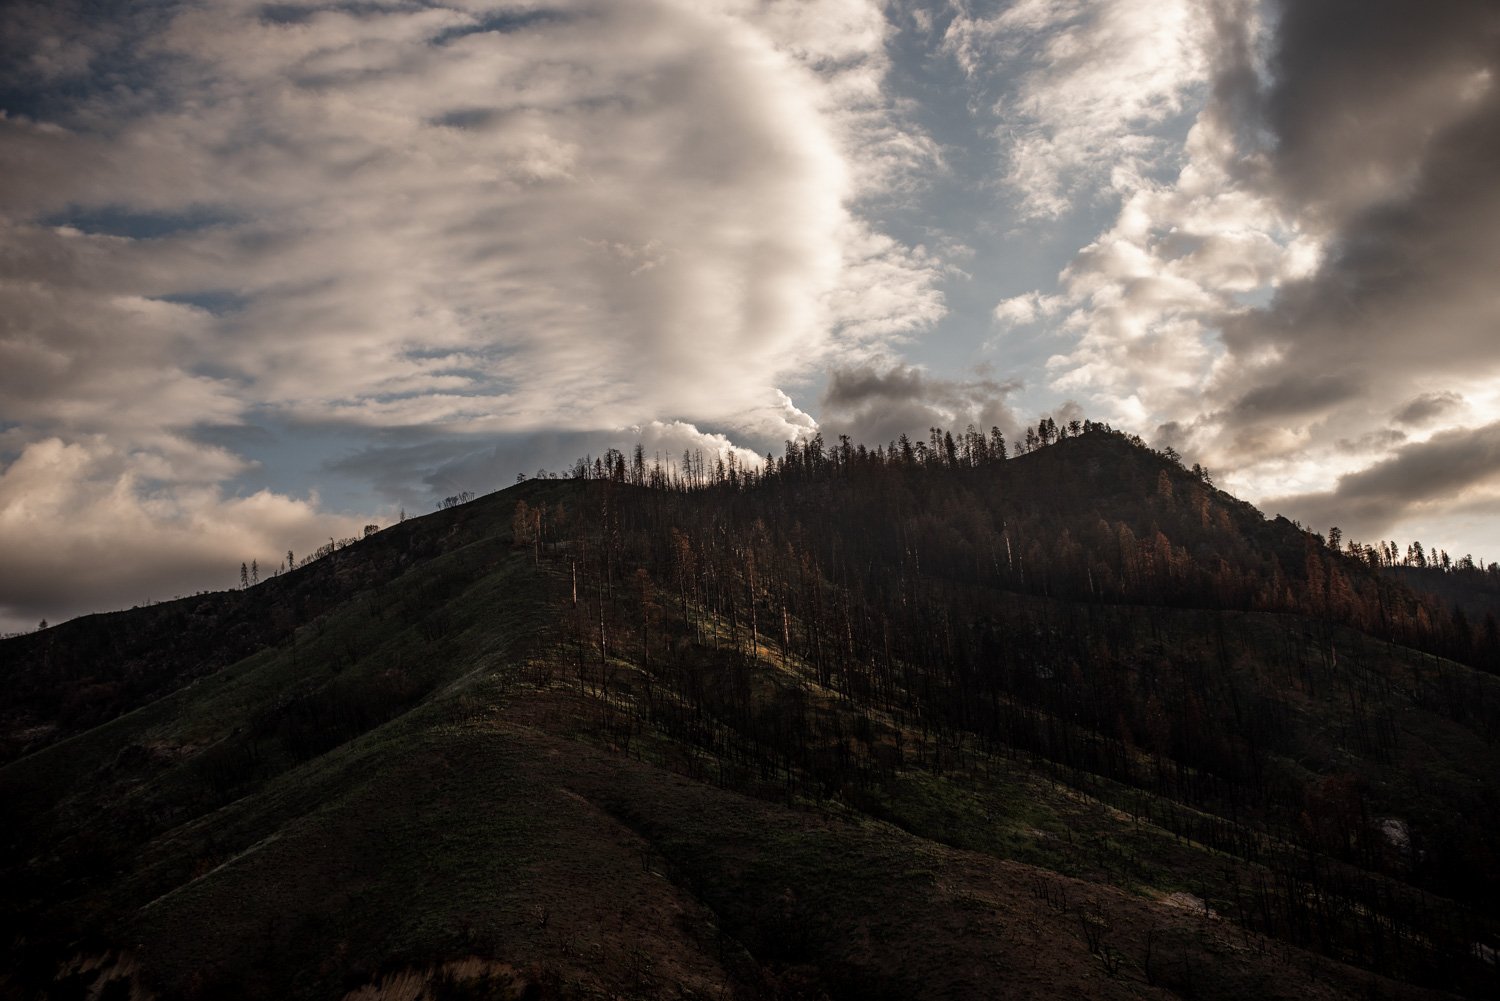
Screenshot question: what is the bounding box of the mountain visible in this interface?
[3,428,1498,1000]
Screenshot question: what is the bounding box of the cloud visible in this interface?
[945,0,1222,218]
[818,362,1022,445]
[992,290,1066,328]
[1263,0,1499,227]
[0,436,368,633]
[1334,429,1407,455]
[826,224,947,349]
[1227,374,1360,423]
[1210,87,1500,435]
[1262,421,1500,544]
[0,1,945,431]
[1394,391,1464,427]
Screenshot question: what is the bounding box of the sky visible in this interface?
[2,0,1498,632]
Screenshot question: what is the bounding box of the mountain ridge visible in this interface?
[3,429,1498,1000]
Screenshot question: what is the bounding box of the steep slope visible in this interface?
[0,479,572,765]
[2,431,1497,1000]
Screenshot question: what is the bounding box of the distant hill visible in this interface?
[3,428,1498,1000]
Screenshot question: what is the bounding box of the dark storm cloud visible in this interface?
[1228,374,1360,422]
[1230,75,1500,365]
[1334,429,1407,454]
[1265,0,1500,221]
[819,363,1021,446]
[1207,2,1261,118]
[1264,421,1500,541]
[822,364,929,409]
[1394,391,1463,427]
[1200,0,1500,476]
[1258,0,1500,315]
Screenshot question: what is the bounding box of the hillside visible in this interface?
[3,429,1498,1000]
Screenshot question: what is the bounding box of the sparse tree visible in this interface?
[513,499,542,563]
[240,562,249,589]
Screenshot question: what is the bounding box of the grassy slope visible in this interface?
[33,666,1448,1001]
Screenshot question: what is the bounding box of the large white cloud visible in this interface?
[945,0,1220,219]
[0,0,945,628]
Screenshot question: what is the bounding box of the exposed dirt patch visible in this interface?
[341,957,527,1001]
[57,950,156,1001]
[1159,890,1218,919]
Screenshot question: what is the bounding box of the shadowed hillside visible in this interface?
[3,430,1498,1000]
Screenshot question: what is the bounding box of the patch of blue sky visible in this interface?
[186,422,277,452]
[856,8,1104,377]
[358,385,489,408]
[1231,286,1276,311]
[0,423,22,465]
[182,357,250,386]
[44,205,238,239]
[429,108,500,130]
[0,81,86,122]
[410,348,516,386]
[425,368,490,389]
[401,345,486,361]
[195,416,391,514]
[257,2,427,26]
[156,291,250,315]
[864,176,1096,377]
[431,8,570,46]
[1197,329,1232,366]
[1,4,182,123]
[322,430,516,510]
